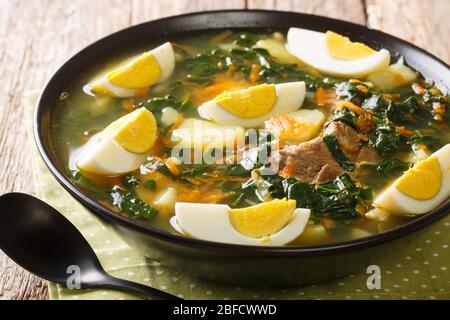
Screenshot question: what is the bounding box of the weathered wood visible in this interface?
[0,0,448,300]
[366,0,450,63]
[247,0,367,25]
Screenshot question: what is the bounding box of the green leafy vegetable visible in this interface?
[108,186,158,219]
[368,124,408,155]
[286,173,371,224]
[375,158,409,177]
[68,170,98,193]
[323,134,356,171]
[143,180,157,191]
[141,157,174,179]
[408,131,442,151]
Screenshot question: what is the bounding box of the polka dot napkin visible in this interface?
[25,93,449,300]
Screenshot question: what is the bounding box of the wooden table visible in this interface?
[0,0,448,300]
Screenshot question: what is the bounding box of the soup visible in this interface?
[50,28,450,246]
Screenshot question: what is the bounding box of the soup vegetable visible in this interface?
[51,28,450,246]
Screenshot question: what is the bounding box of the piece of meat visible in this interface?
[270,137,343,182]
[324,122,361,160]
[270,122,379,184]
[355,147,379,165]
[314,164,343,184]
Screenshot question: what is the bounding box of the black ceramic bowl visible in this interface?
[34,10,450,286]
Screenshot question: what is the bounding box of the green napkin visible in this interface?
[25,93,449,300]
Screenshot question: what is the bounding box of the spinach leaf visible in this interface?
[335,81,371,103]
[386,96,433,127]
[214,164,251,177]
[234,32,261,47]
[123,175,140,187]
[376,158,409,177]
[323,134,356,171]
[285,173,370,224]
[68,170,99,193]
[108,186,158,220]
[187,56,217,77]
[143,180,157,191]
[141,157,174,179]
[368,124,408,155]
[179,163,211,177]
[409,131,442,151]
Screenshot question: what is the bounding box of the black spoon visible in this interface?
[0,192,180,300]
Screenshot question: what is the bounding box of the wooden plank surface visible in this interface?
[0,0,448,300]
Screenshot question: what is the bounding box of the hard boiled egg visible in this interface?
[77,107,157,175]
[374,144,450,215]
[170,198,311,246]
[286,28,390,77]
[198,82,306,128]
[171,118,245,149]
[264,109,325,143]
[89,42,175,97]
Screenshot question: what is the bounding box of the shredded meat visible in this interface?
[324,122,361,160]
[355,147,379,165]
[271,137,343,182]
[314,164,343,184]
[270,122,380,183]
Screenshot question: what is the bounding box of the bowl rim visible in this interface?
[34,9,450,257]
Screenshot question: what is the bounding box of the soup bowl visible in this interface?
[34,10,450,286]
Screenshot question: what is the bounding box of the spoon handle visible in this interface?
[91,275,182,300]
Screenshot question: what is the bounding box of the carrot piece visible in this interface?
[315,87,327,107]
[412,83,426,95]
[357,85,368,93]
[165,158,180,176]
[336,100,366,116]
[250,64,262,83]
[122,99,135,112]
[133,87,149,96]
[396,126,414,136]
[281,162,295,177]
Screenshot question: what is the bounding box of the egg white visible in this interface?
[198,81,306,128]
[374,144,450,215]
[286,28,390,77]
[170,202,310,246]
[90,42,175,98]
[76,133,148,175]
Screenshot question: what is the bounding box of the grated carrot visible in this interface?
[122,99,135,112]
[412,83,426,95]
[165,158,180,176]
[281,162,295,177]
[133,87,149,96]
[250,64,262,83]
[396,126,414,136]
[357,85,368,93]
[315,87,327,107]
[336,100,367,116]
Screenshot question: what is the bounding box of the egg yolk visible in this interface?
[108,52,162,89]
[396,156,442,200]
[215,84,277,118]
[326,31,376,60]
[229,198,296,238]
[100,107,157,154]
[265,114,316,142]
